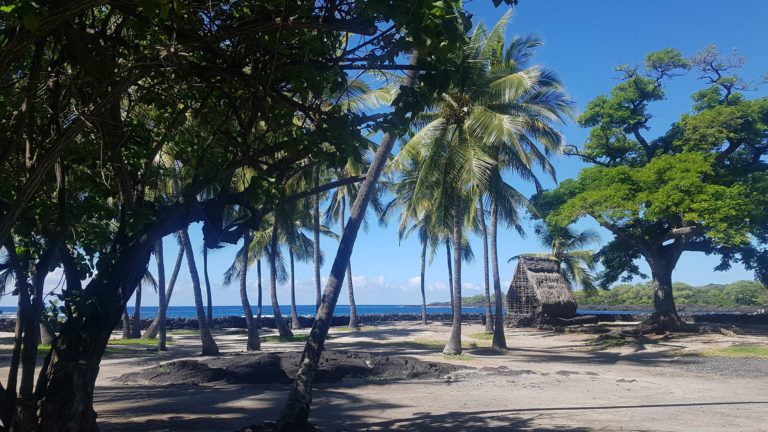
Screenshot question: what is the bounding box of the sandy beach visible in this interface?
[4,321,765,431]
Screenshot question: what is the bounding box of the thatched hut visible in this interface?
[506,256,577,322]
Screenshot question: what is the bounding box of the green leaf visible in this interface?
[22,14,40,31]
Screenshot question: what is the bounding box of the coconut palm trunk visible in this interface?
[420,235,428,325]
[180,228,219,355]
[478,200,493,333]
[240,231,260,351]
[289,248,301,329]
[490,198,507,349]
[340,195,359,328]
[443,205,464,355]
[121,309,131,339]
[154,239,168,351]
[275,51,419,432]
[203,246,213,326]
[313,167,322,312]
[270,218,294,338]
[143,243,184,339]
[445,238,454,312]
[130,284,142,338]
[257,258,263,328]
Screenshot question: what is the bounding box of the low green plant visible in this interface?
[697,345,768,358]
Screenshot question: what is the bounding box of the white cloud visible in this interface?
[408,276,421,287]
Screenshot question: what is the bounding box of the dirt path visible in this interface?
[3,322,768,431]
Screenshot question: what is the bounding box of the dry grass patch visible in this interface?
[109,338,174,346]
[468,332,493,341]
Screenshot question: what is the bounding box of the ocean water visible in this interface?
[0,304,649,319]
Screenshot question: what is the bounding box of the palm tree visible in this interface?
[142,238,184,340]
[528,222,599,293]
[479,18,573,349]
[269,215,294,338]
[179,227,219,355]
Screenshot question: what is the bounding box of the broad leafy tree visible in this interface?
[540,47,768,331]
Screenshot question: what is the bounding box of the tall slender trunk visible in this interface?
[313,166,322,312]
[130,284,142,338]
[240,231,260,351]
[289,248,301,329]
[275,51,419,432]
[155,239,167,351]
[490,198,507,350]
[6,265,30,421]
[270,218,293,338]
[420,235,428,325]
[180,228,219,355]
[340,196,358,328]
[443,205,463,355]
[445,238,454,313]
[478,200,493,333]
[257,259,263,328]
[121,309,131,339]
[203,246,213,326]
[14,263,42,429]
[143,243,183,339]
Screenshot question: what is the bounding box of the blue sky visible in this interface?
[4,1,766,308]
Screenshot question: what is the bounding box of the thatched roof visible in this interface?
[509,255,577,318]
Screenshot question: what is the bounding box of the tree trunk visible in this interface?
[340,195,359,329]
[270,218,293,338]
[155,239,167,351]
[646,258,684,331]
[313,166,322,312]
[443,205,463,355]
[14,268,46,429]
[257,259,263,328]
[275,51,419,432]
[478,200,493,333]
[420,235,428,325]
[143,243,184,339]
[203,246,213,327]
[489,198,507,350]
[240,231,260,351]
[130,284,142,338]
[37,235,156,432]
[289,248,301,330]
[180,228,219,356]
[121,309,131,339]
[445,238,454,313]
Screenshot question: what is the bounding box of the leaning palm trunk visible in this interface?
[420,235,428,325]
[155,239,168,351]
[240,231,260,351]
[180,228,219,356]
[478,201,493,333]
[443,205,463,355]
[130,284,142,338]
[275,51,419,432]
[490,199,507,350]
[143,244,184,339]
[313,166,322,312]
[203,246,213,326]
[340,195,359,328]
[270,218,293,338]
[289,248,301,329]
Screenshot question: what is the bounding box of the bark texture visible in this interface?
[419,235,428,325]
[239,231,260,351]
[180,229,219,356]
[489,199,507,350]
[443,206,463,355]
[155,239,168,351]
[274,52,419,431]
[478,201,493,333]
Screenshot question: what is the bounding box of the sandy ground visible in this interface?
[2,321,768,431]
